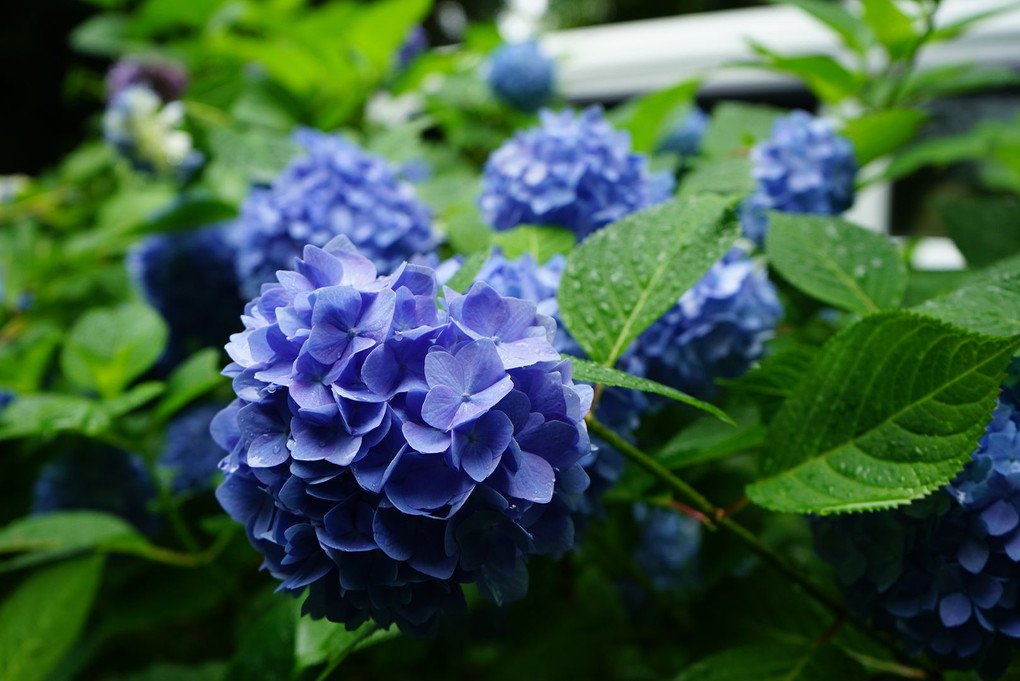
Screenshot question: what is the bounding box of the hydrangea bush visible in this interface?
[5,2,1020,680]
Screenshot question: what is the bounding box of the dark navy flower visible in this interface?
[227,128,437,299]
[214,236,593,635]
[743,110,857,243]
[657,108,709,157]
[814,387,1020,671]
[128,224,244,363]
[160,403,229,494]
[479,107,674,240]
[633,503,702,593]
[0,389,14,412]
[106,58,188,103]
[631,248,783,398]
[103,86,202,177]
[32,446,158,535]
[396,25,428,70]
[487,41,555,113]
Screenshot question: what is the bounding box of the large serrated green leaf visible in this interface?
[608,78,701,153]
[679,157,756,198]
[565,357,734,424]
[748,311,1020,514]
[676,642,867,681]
[917,266,1020,338]
[766,213,906,315]
[558,196,740,365]
[0,555,105,681]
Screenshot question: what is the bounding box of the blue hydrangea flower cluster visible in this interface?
[487,41,555,113]
[227,128,437,299]
[742,110,857,244]
[632,248,783,398]
[128,225,244,363]
[657,108,709,157]
[106,58,188,103]
[632,503,702,593]
[103,86,202,177]
[213,236,594,635]
[396,26,428,70]
[479,107,674,240]
[0,389,14,413]
[32,446,158,535]
[814,388,1020,670]
[160,403,230,495]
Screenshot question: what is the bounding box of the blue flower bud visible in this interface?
[487,41,555,113]
[32,446,158,535]
[106,58,188,103]
[128,225,244,363]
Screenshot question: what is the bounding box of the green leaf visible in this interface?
[0,394,110,441]
[558,195,741,365]
[0,511,146,558]
[144,195,238,235]
[720,345,819,422]
[843,108,928,166]
[565,357,734,424]
[747,311,1020,514]
[295,618,397,672]
[656,403,765,470]
[772,0,872,54]
[679,157,756,198]
[155,348,226,421]
[206,126,298,185]
[0,555,105,681]
[111,662,227,681]
[882,126,1001,181]
[901,64,1020,103]
[0,323,61,393]
[701,102,783,158]
[491,226,575,263]
[224,600,296,681]
[930,3,1020,42]
[748,43,861,104]
[444,249,492,294]
[102,381,165,417]
[676,643,867,681]
[939,197,1020,268]
[767,213,906,315]
[861,0,917,59]
[609,79,701,153]
[917,265,1020,338]
[60,304,168,399]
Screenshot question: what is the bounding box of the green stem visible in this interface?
[314,623,380,681]
[585,416,940,677]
